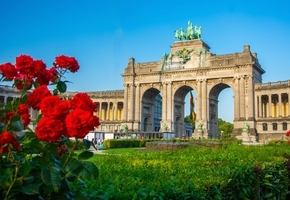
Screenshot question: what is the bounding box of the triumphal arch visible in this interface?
[122,21,265,139]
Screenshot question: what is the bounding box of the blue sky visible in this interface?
[0,0,290,122]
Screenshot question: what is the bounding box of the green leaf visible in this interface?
[41,166,62,187]
[78,151,94,160]
[57,81,67,93]
[10,118,24,131]
[20,94,28,104]
[79,161,99,179]
[53,88,59,95]
[21,183,41,195]
[65,157,81,172]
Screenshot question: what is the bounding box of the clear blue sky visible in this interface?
[1,0,290,122]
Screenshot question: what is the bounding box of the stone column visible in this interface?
[135,84,140,129]
[239,76,245,120]
[128,84,135,121]
[123,84,128,121]
[162,82,167,121]
[278,93,282,117]
[247,76,254,119]
[197,80,202,121]
[99,102,102,120]
[167,82,172,130]
[114,102,118,121]
[268,94,272,117]
[255,95,258,119]
[234,77,240,120]
[202,79,207,121]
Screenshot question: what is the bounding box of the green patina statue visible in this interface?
[174,21,202,41]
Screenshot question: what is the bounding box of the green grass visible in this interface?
[72,143,290,199]
[101,147,146,154]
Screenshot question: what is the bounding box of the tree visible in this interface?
[184,115,195,130]
[218,118,233,139]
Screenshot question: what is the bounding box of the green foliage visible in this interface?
[103,139,159,149]
[72,142,290,199]
[184,114,195,129]
[0,134,99,199]
[218,118,234,139]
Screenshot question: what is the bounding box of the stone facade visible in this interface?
[1,39,289,143]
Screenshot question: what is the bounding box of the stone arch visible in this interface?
[140,87,161,131]
[208,83,232,138]
[173,85,194,137]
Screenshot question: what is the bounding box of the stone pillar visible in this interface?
[123,84,128,121]
[114,102,118,121]
[285,93,290,117]
[255,95,258,119]
[247,76,254,120]
[234,77,240,120]
[278,93,282,117]
[268,94,272,117]
[167,82,172,131]
[162,82,167,121]
[135,84,140,130]
[128,84,135,121]
[239,76,245,120]
[202,79,207,121]
[197,80,202,121]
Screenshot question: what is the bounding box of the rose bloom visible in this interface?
[15,54,35,77]
[55,55,80,73]
[48,67,59,83]
[36,68,51,86]
[35,117,66,142]
[18,103,31,126]
[14,73,33,90]
[0,131,21,153]
[0,62,18,81]
[26,85,52,110]
[65,109,100,138]
[70,93,97,113]
[33,60,47,77]
[40,96,71,119]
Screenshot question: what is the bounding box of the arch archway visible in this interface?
[208,83,231,138]
[140,88,161,132]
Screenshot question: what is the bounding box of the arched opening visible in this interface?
[141,88,162,132]
[174,85,195,138]
[209,83,233,138]
[184,90,197,138]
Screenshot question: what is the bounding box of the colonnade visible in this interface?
[256,93,289,118]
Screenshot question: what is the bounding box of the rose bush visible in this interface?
[0,55,100,199]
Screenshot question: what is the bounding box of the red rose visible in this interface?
[40,96,71,119]
[14,73,33,90]
[286,130,290,137]
[18,103,31,126]
[36,68,51,86]
[33,60,47,77]
[0,131,21,153]
[15,54,35,76]
[48,67,59,83]
[65,109,99,138]
[0,62,18,81]
[70,93,97,113]
[55,55,80,73]
[26,85,52,110]
[35,117,66,142]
